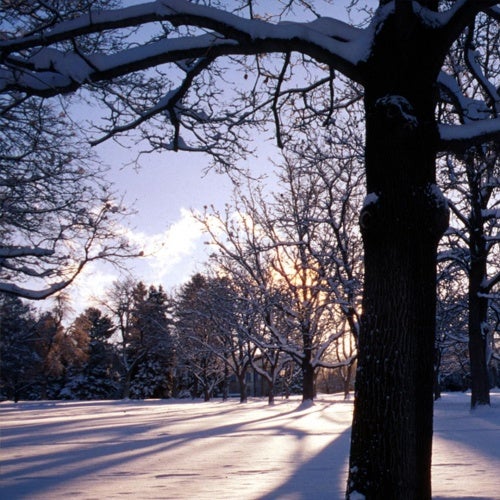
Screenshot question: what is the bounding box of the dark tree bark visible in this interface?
[467,177,491,408]
[237,372,248,403]
[302,356,315,402]
[302,327,316,402]
[346,12,449,499]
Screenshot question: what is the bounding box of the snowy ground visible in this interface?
[1,391,499,500]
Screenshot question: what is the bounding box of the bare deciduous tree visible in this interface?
[0,93,139,299]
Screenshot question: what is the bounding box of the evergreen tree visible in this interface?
[0,293,38,401]
[33,308,88,399]
[174,274,226,401]
[129,285,175,399]
[61,307,119,400]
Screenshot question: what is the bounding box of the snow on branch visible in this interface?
[438,71,492,122]
[0,246,54,258]
[481,271,500,294]
[0,0,370,97]
[1,0,365,55]
[438,118,500,153]
[427,0,500,39]
[0,280,76,301]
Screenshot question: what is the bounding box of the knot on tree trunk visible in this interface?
[374,95,419,136]
[359,183,449,241]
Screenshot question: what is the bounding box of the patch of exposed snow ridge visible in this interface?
[363,192,379,208]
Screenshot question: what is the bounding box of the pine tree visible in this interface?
[0,293,38,401]
[61,308,119,400]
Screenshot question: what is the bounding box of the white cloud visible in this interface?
[63,208,208,317]
[71,265,117,308]
[123,207,207,287]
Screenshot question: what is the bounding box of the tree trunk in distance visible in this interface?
[344,363,354,400]
[434,347,442,401]
[468,243,491,408]
[466,153,491,408]
[238,373,248,403]
[302,341,315,402]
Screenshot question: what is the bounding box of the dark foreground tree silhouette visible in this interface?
[2,1,499,497]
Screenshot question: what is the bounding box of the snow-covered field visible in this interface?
[1,391,499,499]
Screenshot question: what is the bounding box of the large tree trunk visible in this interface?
[346,16,449,497]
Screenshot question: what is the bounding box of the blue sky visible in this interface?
[52,0,356,311]
[62,124,281,312]
[67,139,234,306]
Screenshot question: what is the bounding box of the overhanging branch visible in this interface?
[438,118,500,153]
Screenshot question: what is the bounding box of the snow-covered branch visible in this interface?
[438,118,500,152]
[0,0,369,98]
[0,280,77,301]
[433,0,499,48]
[0,246,54,259]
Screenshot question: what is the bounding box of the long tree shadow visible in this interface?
[259,427,351,500]
[433,392,500,463]
[0,399,349,498]
[431,392,500,500]
[4,395,495,499]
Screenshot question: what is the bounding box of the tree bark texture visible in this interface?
[302,358,315,402]
[238,373,248,403]
[468,234,491,408]
[346,13,449,498]
[302,332,315,402]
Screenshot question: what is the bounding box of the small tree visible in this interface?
[103,278,144,398]
[195,275,258,403]
[435,258,469,397]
